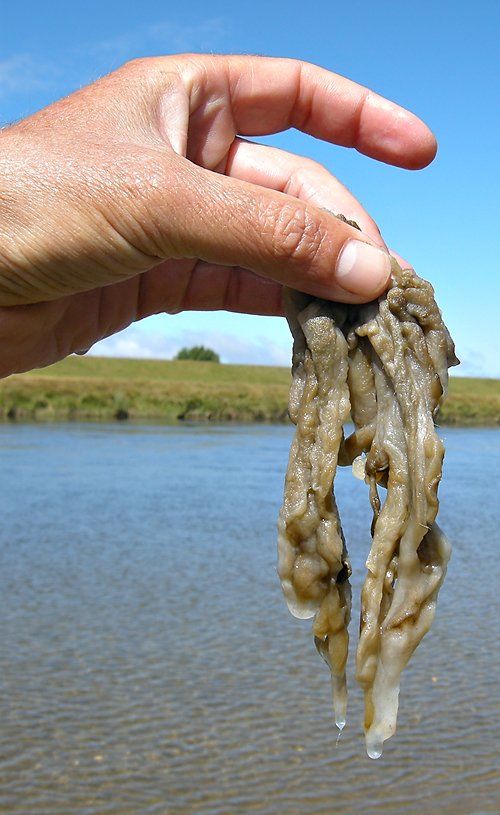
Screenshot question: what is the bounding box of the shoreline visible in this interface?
[1,356,498,427]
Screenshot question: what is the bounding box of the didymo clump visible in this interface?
[278,219,458,758]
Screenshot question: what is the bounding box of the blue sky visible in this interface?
[1,0,499,375]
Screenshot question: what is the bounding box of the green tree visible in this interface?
[175,345,220,363]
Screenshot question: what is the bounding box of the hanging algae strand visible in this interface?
[278,218,458,758]
[277,289,353,733]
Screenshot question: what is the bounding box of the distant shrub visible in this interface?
[175,346,220,363]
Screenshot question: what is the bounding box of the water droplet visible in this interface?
[335,715,346,731]
[335,721,345,748]
[366,735,383,760]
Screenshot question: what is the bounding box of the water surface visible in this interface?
[0,423,498,815]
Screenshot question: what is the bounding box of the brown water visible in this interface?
[0,423,498,815]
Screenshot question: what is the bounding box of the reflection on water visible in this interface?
[0,423,499,815]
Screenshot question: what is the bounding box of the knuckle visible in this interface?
[268,202,327,268]
[121,53,203,78]
[120,56,158,74]
[117,57,171,90]
[302,155,327,175]
[287,158,326,194]
[116,57,184,102]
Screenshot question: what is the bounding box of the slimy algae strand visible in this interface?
[278,249,457,758]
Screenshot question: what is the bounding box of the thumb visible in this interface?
[157,159,392,303]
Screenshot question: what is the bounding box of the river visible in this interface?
[0,423,498,814]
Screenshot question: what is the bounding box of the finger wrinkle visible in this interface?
[53,294,81,360]
[179,263,203,311]
[346,88,371,151]
[283,165,309,199]
[221,138,239,177]
[184,59,213,116]
[231,269,284,316]
[223,266,240,311]
[172,264,195,312]
[134,273,147,322]
[229,58,254,113]
[290,62,315,132]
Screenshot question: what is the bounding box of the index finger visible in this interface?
[180,54,437,170]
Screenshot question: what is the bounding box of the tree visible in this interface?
[175,345,220,362]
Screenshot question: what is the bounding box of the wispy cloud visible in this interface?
[452,347,496,378]
[88,321,291,367]
[146,18,227,52]
[0,54,59,100]
[1,16,228,108]
[85,17,227,63]
[88,324,500,377]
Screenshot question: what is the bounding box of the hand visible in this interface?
[0,54,436,376]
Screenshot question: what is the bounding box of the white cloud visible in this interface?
[87,322,500,378]
[87,319,291,367]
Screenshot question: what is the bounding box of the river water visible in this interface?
[0,423,498,815]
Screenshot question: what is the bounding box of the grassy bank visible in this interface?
[0,356,498,425]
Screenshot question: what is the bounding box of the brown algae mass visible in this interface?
[278,247,459,758]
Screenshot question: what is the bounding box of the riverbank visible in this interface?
[0,356,498,425]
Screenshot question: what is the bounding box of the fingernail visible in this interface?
[336,240,391,297]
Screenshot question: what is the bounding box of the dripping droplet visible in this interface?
[335,715,346,732]
[366,735,383,760]
[331,673,347,738]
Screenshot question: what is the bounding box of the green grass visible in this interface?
[437,377,500,425]
[0,356,498,425]
[21,354,291,386]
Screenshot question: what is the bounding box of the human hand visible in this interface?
[0,54,436,376]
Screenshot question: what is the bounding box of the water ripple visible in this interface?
[0,423,499,814]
